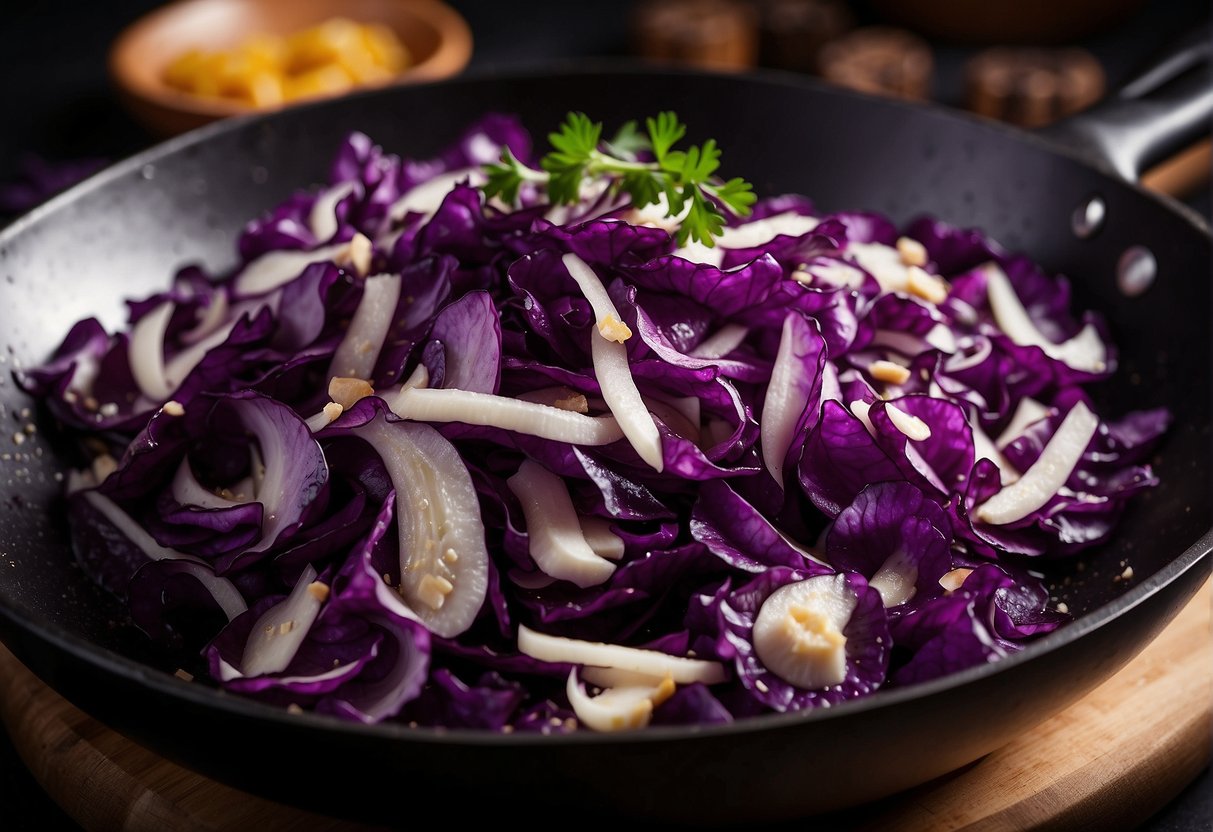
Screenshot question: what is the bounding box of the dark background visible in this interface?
[0,1,1209,828]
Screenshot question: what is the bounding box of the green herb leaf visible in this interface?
[480,110,754,246]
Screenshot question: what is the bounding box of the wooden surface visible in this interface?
[1,579,1209,831]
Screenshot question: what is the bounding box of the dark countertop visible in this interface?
[1,1,1209,829]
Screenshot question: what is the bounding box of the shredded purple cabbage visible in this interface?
[19,116,1168,732]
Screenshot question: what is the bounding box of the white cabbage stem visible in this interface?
[387,168,485,222]
[983,264,1107,373]
[128,300,175,401]
[235,241,350,296]
[507,459,617,587]
[517,625,727,684]
[975,401,1099,525]
[353,415,489,638]
[391,386,624,446]
[309,182,356,242]
[239,565,323,678]
[566,669,676,732]
[329,273,402,380]
[80,491,246,621]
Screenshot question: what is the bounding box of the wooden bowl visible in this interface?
[110,0,472,135]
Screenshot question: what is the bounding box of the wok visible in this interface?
[0,44,1209,823]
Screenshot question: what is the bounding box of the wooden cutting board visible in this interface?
[2,579,1209,832]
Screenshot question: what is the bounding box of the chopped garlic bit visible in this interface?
[341,232,374,278]
[417,573,455,610]
[885,402,932,442]
[897,236,928,267]
[306,582,330,603]
[328,376,375,410]
[517,386,591,414]
[1056,602,1070,614]
[162,400,185,417]
[305,401,345,433]
[597,313,633,343]
[906,266,949,304]
[173,668,194,682]
[752,574,857,690]
[870,360,911,386]
[939,568,973,593]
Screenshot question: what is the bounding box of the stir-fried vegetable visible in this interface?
[20,113,1167,733]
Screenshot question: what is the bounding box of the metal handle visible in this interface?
[1040,28,1212,182]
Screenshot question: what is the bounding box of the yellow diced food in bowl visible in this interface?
[284,64,356,100]
[162,17,411,107]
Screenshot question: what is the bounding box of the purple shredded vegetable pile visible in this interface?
[18,116,1169,732]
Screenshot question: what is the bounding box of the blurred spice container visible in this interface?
[631,0,758,70]
[869,0,1148,44]
[818,27,933,100]
[966,48,1105,128]
[754,0,854,73]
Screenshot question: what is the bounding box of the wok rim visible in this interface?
[0,62,1209,750]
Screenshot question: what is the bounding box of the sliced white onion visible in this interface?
[171,458,249,508]
[845,241,909,294]
[354,415,488,638]
[672,212,820,265]
[235,241,350,296]
[160,297,273,395]
[387,168,484,222]
[507,460,617,588]
[517,625,727,684]
[390,387,623,446]
[996,397,1051,449]
[562,252,631,342]
[718,212,820,250]
[752,574,857,690]
[761,314,814,484]
[128,300,175,401]
[80,491,246,620]
[566,669,675,733]
[975,401,1098,525]
[868,550,918,608]
[578,516,625,561]
[983,264,1108,373]
[508,569,558,590]
[971,419,1020,485]
[329,273,402,380]
[690,323,748,359]
[309,182,356,242]
[924,323,958,354]
[643,396,701,443]
[795,260,867,289]
[591,331,663,471]
[179,290,230,346]
[239,565,323,678]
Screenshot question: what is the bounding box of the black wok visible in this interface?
[0,48,1209,823]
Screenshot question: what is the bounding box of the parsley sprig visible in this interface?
[483,112,756,247]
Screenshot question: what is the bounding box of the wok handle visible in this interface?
[1040,28,1212,183]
